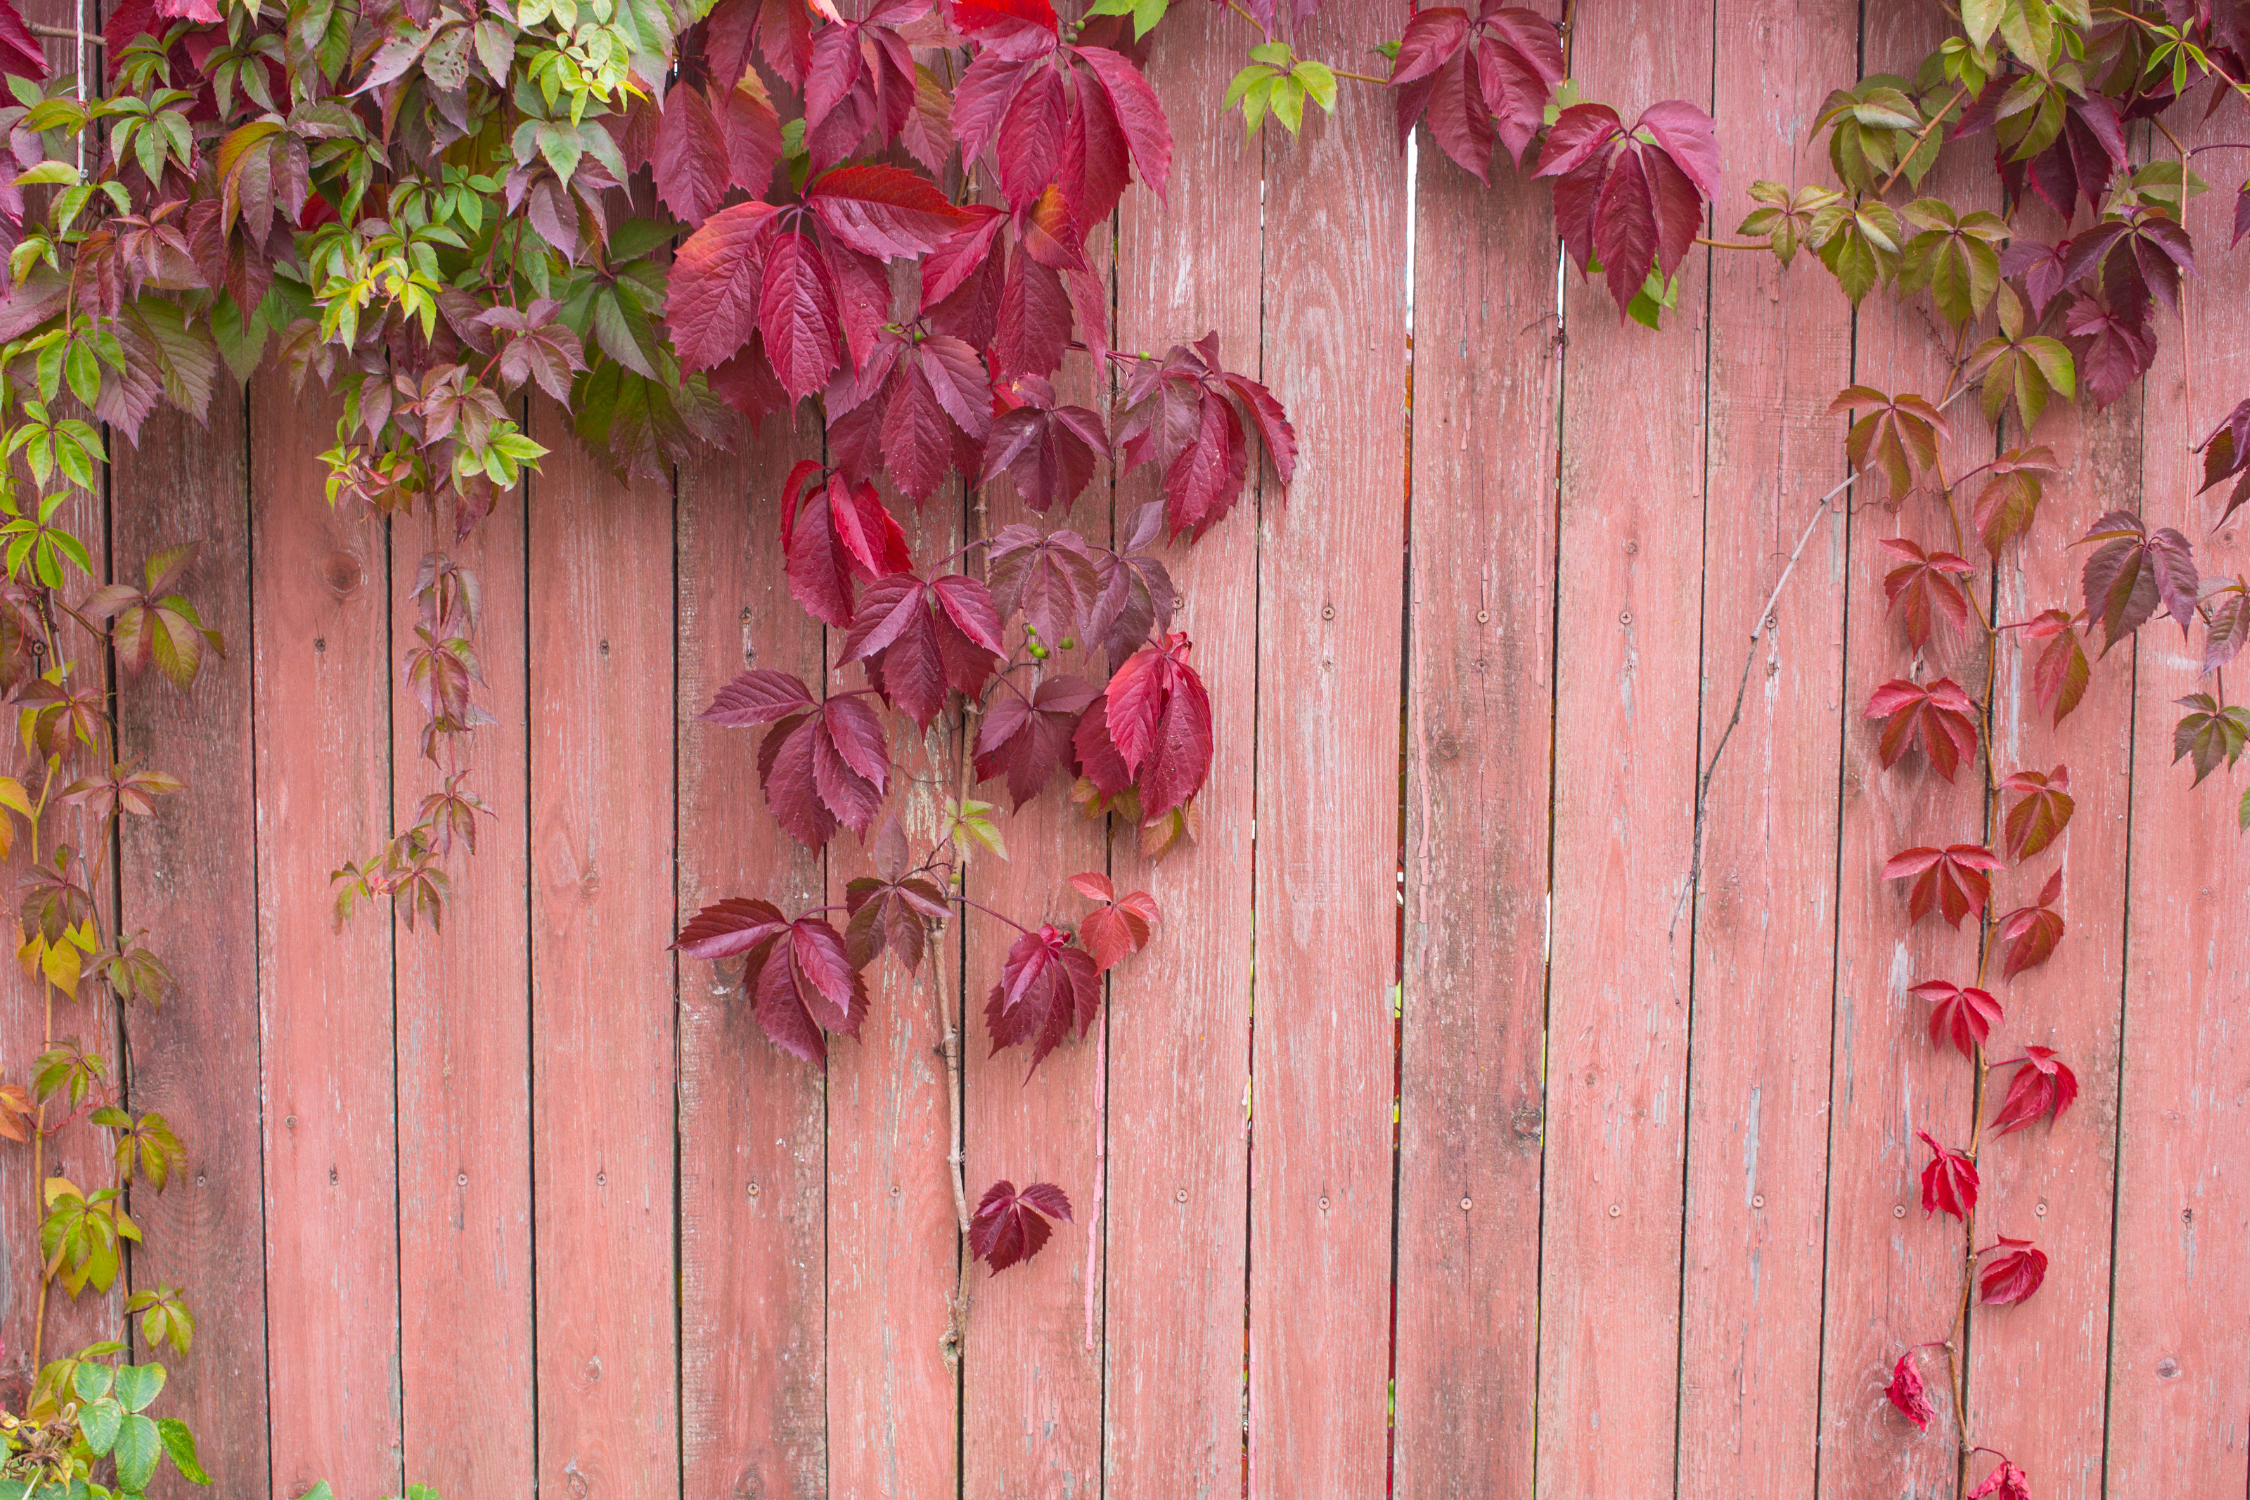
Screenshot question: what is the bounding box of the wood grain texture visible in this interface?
[1390,132,1557,1499]
[1969,391,2138,1500]
[2106,120,2250,1492]
[1816,10,1994,1492]
[527,412,677,1500]
[113,388,268,1500]
[1535,10,1713,1495]
[251,375,402,1499]
[825,488,960,1500]
[959,254,1112,1500]
[1247,4,1408,1489]
[1102,7,1258,1493]
[393,490,534,1496]
[1677,3,1855,1491]
[676,418,828,1500]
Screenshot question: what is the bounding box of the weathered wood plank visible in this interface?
[1248,4,1409,1488]
[1678,2,1855,1490]
[113,388,268,1500]
[825,488,960,1500]
[1817,9,1994,1492]
[1536,10,1713,1494]
[1967,391,2138,1499]
[1391,122,1558,1500]
[527,415,677,1500]
[393,490,534,1495]
[2107,126,2250,1491]
[676,420,828,1500]
[251,376,402,1499]
[1102,7,1259,1493]
[960,256,1112,1500]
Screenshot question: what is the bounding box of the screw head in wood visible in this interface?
[457,1172,468,1187]
[596,1172,606,1186]
[749,1181,761,1197]
[1319,1196,1330,1211]
[1175,1188,1187,1203]
[1608,1204,1620,1217]
[1752,1194,1764,1209]
[1476,610,1489,624]
[1459,1197,1472,1211]
[1893,1204,1906,1218]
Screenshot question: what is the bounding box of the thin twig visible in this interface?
[1876,84,1970,198]
[1082,1012,1106,1353]
[936,709,976,1370]
[1672,381,1973,938]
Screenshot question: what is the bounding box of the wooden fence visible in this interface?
[0,2,2242,1496]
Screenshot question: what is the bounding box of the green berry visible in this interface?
[1030,643,1050,659]
[1059,636,1077,650]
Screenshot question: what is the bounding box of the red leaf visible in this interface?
[1978,1237,2049,1305]
[1074,875,1157,972]
[1917,1129,1979,1220]
[1879,538,1974,649]
[739,693,891,848]
[1883,843,2002,928]
[1073,43,1172,204]
[2022,608,2090,725]
[2077,508,2198,651]
[1534,100,1719,313]
[699,667,817,726]
[1971,447,2061,556]
[975,674,1096,808]
[986,524,1100,645]
[1995,873,2064,979]
[1967,1459,2033,1500]
[0,0,47,80]
[843,867,948,972]
[667,201,781,371]
[1910,979,2002,1059]
[984,378,1108,512]
[2194,395,2250,527]
[2064,293,2157,409]
[1884,1352,1935,1431]
[1990,1045,2078,1134]
[759,228,842,400]
[970,1178,1072,1275]
[677,903,868,1063]
[984,924,1101,1073]
[844,573,1002,728]
[1866,677,1980,781]
[807,163,974,259]
[784,472,911,627]
[652,86,735,224]
[1395,8,1560,176]
[2001,766,2075,861]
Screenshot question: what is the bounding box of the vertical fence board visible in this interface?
[1391,136,1558,1497]
[1971,392,2138,1499]
[527,418,678,1500]
[2108,134,2250,1489]
[393,490,534,1495]
[1248,6,1408,1489]
[1103,8,1259,1493]
[251,377,402,1499]
[113,390,267,1500]
[1817,9,1994,1492]
[1535,9,1713,1495]
[677,425,829,1499]
[1678,3,1855,1491]
[825,492,960,1500]
[961,272,1113,1497]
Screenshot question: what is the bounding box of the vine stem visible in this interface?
[1875,84,1970,199]
[1673,379,1975,937]
[935,708,976,1370]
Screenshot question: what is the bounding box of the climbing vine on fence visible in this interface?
[0,0,2237,1491]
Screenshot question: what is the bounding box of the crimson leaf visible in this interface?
[1072,631,1212,821]
[1866,677,1979,781]
[1967,1459,2033,1500]
[983,375,1108,512]
[2195,396,2250,527]
[844,572,1005,729]
[1917,1129,1978,1220]
[974,674,1095,809]
[983,923,1100,1074]
[1534,100,1721,315]
[985,524,1100,644]
[1069,871,1157,973]
[1909,979,2002,1059]
[1978,1237,2049,1305]
[2001,766,2075,861]
[2173,692,2250,786]
[1390,6,1564,181]
[1990,1045,2078,1134]
[1995,869,2065,979]
[1883,843,2002,928]
[1116,334,1296,538]
[2022,608,2090,726]
[782,465,913,628]
[1879,538,1973,649]
[970,1178,1072,1275]
[674,900,867,1063]
[1885,1352,1935,1431]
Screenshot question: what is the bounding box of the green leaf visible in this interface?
[1962,0,2006,49]
[79,1394,124,1454]
[156,1418,211,1486]
[1294,60,1338,113]
[113,1361,165,1413]
[2239,782,2249,832]
[63,338,100,409]
[113,1412,161,1492]
[73,1359,114,1403]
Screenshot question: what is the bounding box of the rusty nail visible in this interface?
[1475,610,1489,624]
[748,1181,761,1197]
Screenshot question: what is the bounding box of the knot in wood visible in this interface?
[319,550,363,596]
